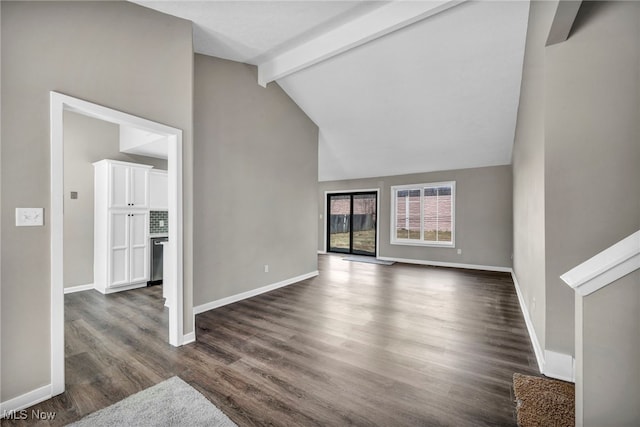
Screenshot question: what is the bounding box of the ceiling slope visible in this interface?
[131,1,530,182]
[257,1,464,86]
[277,0,530,181]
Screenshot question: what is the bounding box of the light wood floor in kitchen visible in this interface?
[2,254,540,426]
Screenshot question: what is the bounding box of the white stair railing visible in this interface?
[561,229,640,427]
[560,230,640,296]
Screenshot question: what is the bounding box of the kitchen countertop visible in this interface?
[150,233,169,238]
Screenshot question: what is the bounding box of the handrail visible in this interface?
[560,230,640,296]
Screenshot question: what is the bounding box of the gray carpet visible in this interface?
[67,376,237,427]
[343,256,395,265]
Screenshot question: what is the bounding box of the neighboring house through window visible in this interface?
[390,181,455,247]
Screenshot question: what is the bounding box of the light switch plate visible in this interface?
[16,208,44,226]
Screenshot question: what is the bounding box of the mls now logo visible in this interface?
[2,409,56,421]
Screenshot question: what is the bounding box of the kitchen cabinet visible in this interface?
[94,160,152,293]
[104,160,150,209]
[149,170,168,210]
[107,211,149,288]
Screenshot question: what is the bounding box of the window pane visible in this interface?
[424,186,452,242]
[352,194,376,255]
[437,186,452,242]
[396,189,421,240]
[329,195,351,252]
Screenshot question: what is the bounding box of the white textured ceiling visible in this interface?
[133,1,383,64]
[132,1,530,182]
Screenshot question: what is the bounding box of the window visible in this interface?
[391,181,455,247]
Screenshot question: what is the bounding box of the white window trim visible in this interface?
[390,181,456,248]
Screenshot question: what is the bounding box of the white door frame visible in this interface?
[50,92,185,397]
[324,188,380,256]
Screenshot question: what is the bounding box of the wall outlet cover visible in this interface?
[16,208,44,226]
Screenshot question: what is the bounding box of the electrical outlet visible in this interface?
[264,264,269,273]
[457,249,462,255]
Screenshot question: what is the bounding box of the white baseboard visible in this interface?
[0,384,52,418]
[63,283,94,294]
[95,282,147,295]
[544,350,575,382]
[193,270,319,315]
[182,331,196,345]
[511,271,545,373]
[317,250,327,255]
[377,256,512,273]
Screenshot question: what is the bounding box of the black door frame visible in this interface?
[326,191,377,257]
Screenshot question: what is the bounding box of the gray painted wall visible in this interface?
[513,1,640,376]
[193,55,318,306]
[544,0,640,355]
[511,0,556,356]
[1,1,193,401]
[63,110,167,289]
[318,166,513,269]
[576,270,640,426]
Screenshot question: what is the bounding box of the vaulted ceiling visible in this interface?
[132,1,530,181]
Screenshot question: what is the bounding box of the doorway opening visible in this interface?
[50,92,186,397]
[327,191,377,256]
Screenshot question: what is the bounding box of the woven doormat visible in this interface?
[513,373,575,427]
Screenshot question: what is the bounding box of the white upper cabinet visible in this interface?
[149,170,168,210]
[110,164,128,208]
[100,160,151,209]
[129,166,150,208]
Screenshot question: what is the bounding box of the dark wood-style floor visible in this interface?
[2,255,539,426]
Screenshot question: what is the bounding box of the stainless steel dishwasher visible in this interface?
[149,237,168,286]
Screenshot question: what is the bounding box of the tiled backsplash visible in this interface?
[150,210,168,234]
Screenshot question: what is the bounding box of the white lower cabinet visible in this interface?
[128,212,149,284]
[107,211,149,290]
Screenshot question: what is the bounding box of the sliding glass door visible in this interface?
[327,192,377,256]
